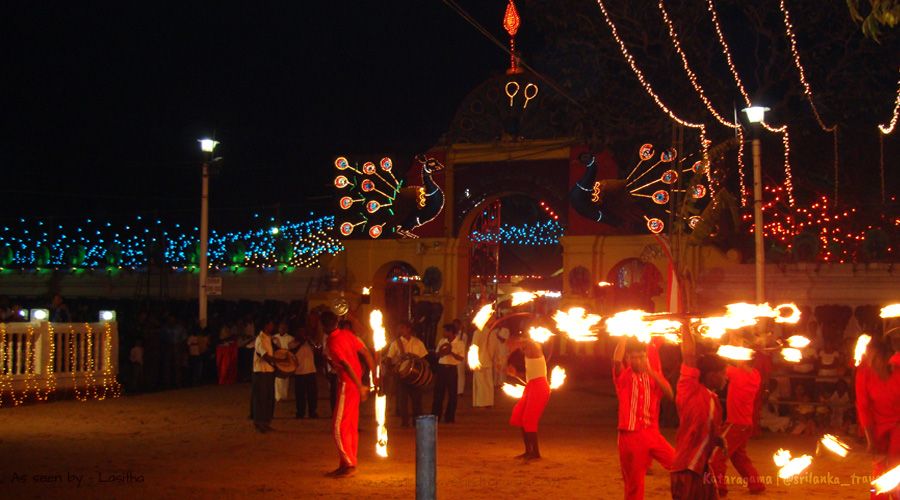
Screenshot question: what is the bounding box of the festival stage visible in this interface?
[0,380,874,499]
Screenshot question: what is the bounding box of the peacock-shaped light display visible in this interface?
[569,144,711,235]
[334,154,445,239]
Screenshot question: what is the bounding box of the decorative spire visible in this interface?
[503,0,523,75]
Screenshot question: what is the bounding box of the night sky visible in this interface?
[5,2,508,227]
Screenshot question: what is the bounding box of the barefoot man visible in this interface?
[322,311,378,478]
[613,338,675,499]
[506,331,551,461]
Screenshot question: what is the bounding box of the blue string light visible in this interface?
[469,220,563,246]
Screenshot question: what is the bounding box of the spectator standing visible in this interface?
[49,293,71,322]
[293,327,319,418]
[273,321,295,402]
[432,323,465,423]
[251,320,277,433]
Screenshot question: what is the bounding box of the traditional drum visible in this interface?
[396,355,433,387]
[272,349,297,378]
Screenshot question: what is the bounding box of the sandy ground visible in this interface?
[0,376,878,500]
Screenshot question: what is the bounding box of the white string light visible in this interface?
[657,0,748,206]
[879,74,900,135]
[705,0,796,207]
[595,0,710,171]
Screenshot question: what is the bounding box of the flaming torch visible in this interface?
[502,383,525,399]
[528,326,554,344]
[369,310,388,457]
[473,304,494,331]
[467,345,482,370]
[716,345,754,361]
[880,304,900,318]
[605,310,683,343]
[553,307,602,342]
[786,335,811,348]
[872,464,900,495]
[511,292,537,307]
[549,365,567,389]
[773,449,812,479]
[781,348,802,363]
[819,434,850,458]
[854,334,872,367]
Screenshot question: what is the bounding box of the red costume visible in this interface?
[510,355,550,432]
[671,364,722,500]
[856,358,900,499]
[327,328,365,468]
[615,361,674,500]
[710,366,765,494]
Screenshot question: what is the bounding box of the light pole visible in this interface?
[198,138,219,328]
[742,106,768,304]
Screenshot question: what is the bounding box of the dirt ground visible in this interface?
[0,376,878,500]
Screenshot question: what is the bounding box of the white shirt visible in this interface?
[295,341,316,375]
[437,336,465,365]
[253,332,275,373]
[273,333,295,351]
[387,336,427,360]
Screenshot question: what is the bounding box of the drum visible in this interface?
[272,350,298,378]
[396,355,433,387]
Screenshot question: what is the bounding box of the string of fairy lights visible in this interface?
[656,0,748,207]
[0,215,343,272]
[594,0,712,189]
[469,220,564,246]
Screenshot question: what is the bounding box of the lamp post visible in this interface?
[742,106,768,304]
[198,138,219,328]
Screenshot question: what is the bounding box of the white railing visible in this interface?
[0,322,119,405]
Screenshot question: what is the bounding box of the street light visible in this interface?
[742,106,769,303]
[198,138,218,328]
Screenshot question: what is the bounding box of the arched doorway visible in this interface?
[372,261,420,329]
[460,193,564,314]
[606,258,664,311]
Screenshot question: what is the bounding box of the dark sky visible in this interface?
[5,2,508,226]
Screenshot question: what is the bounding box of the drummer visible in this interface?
[386,321,428,428]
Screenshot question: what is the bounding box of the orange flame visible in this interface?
[872,464,900,495]
[717,345,754,361]
[553,307,601,342]
[854,334,872,367]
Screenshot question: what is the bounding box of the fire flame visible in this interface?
[781,348,802,363]
[549,365,567,389]
[772,449,812,478]
[375,393,388,457]
[880,303,900,319]
[553,307,602,342]
[511,292,537,306]
[370,309,386,351]
[854,334,872,366]
[716,345,754,361]
[528,326,554,344]
[467,344,481,370]
[473,304,494,331]
[369,309,388,457]
[786,335,811,348]
[872,464,900,495]
[819,434,850,458]
[502,383,525,399]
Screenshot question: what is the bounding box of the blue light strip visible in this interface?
[469,220,563,246]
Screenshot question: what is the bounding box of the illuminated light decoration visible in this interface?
[503,0,522,74]
[705,0,795,207]
[511,291,537,306]
[878,76,900,134]
[472,304,494,331]
[334,156,362,175]
[690,184,707,199]
[528,326,554,344]
[872,464,900,495]
[595,0,710,165]
[657,0,747,201]
[660,148,676,162]
[646,217,665,234]
[362,162,377,175]
[774,449,813,479]
[717,345,754,361]
[854,334,872,366]
[785,335,810,348]
[688,216,701,229]
[469,220,563,246]
[334,175,352,189]
[819,434,850,458]
[639,144,655,160]
[553,307,602,342]
[781,348,802,363]
[339,196,363,210]
[880,304,900,318]
[368,224,385,239]
[467,345,482,370]
[661,170,678,185]
[30,309,49,321]
[651,190,670,205]
[362,286,371,296]
[99,310,116,322]
[366,200,383,214]
[502,382,526,399]
[369,310,389,457]
[690,161,708,174]
[549,366,566,389]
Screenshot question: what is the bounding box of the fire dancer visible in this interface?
[671,324,726,499]
[710,347,765,496]
[506,330,551,460]
[322,311,378,478]
[613,337,675,500]
[855,336,900,498]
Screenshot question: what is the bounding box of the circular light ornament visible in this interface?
[334,157,350,170]
[647,218,665,234]
[652,190,670,204]
[340,222,354,236]
[334,175,350,189]
[362,162,377,175]
[639,143,655,160]
[660,148,677,162]
[691,184,707,199]
[380,157,393,172]
[661,170,679,185]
